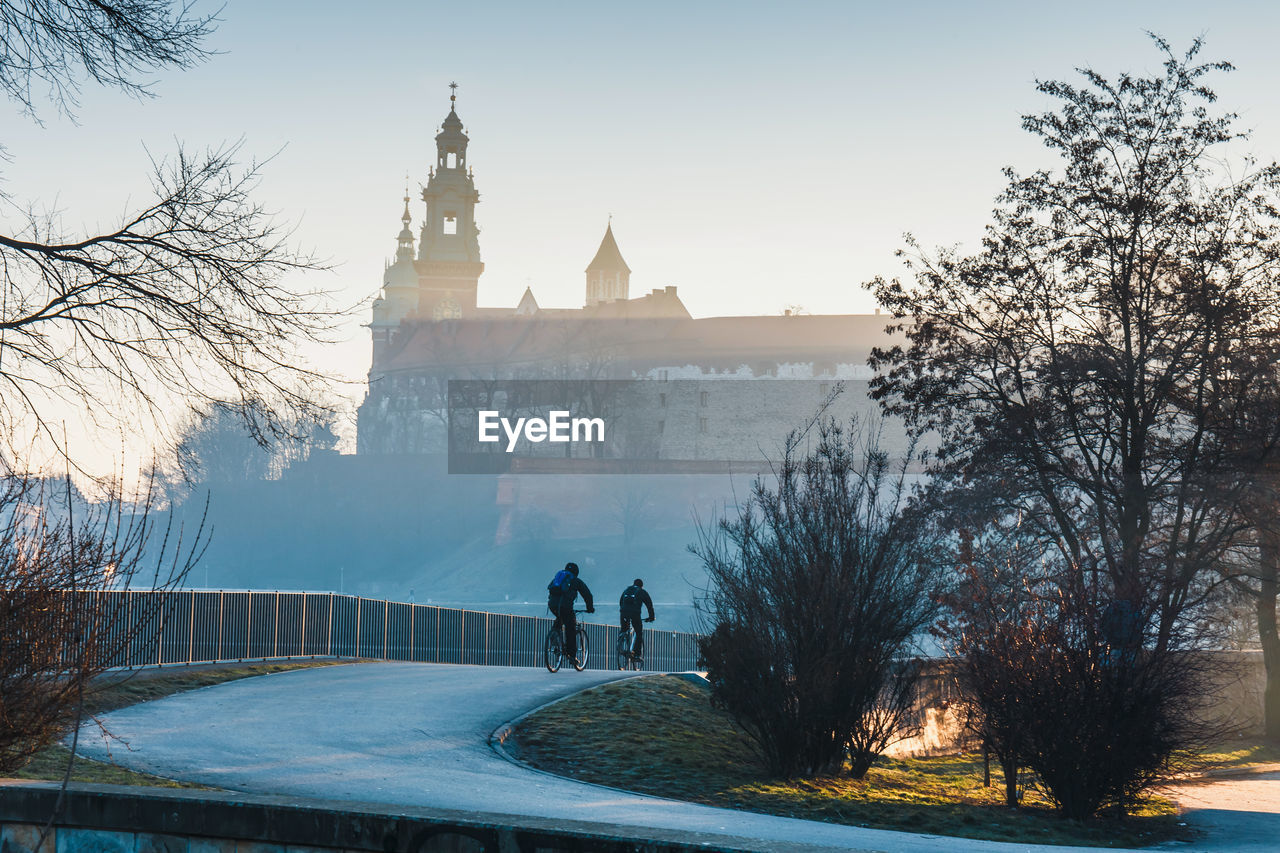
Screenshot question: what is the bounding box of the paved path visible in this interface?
[74,662,1273,853]
[1160,768,1280,853]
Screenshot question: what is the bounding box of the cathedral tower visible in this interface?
[370,193,419,371]
[418,83,483,320]
[585,221,630,306]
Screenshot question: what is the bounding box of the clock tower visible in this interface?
[418,83,483,319]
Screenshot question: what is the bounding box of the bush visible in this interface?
[694,419,940,778]
[942,535,1217,819]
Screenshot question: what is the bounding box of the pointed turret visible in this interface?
[585,221,631,306]
[370,192,422,371]
[515,285,540,316]
[395,194,415,262]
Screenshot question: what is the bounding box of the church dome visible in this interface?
[384,256,418,291]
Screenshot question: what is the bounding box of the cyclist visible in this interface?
[556,563,594,665]
[546,562,577,636]
[619,578,655,660]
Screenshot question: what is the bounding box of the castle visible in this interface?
[357,90,899,464]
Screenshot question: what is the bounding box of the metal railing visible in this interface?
[86,590,702,673]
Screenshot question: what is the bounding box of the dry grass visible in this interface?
[1181,738,1280,774]
[508,674,1192,848]
[8,659,344,788]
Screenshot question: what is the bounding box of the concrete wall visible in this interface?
[0,783,760,853]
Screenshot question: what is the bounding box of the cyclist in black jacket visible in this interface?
[557,564,594,665]
[619,578,655,659]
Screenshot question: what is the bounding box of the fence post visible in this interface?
[273,591,280,660]
[245,591,253,661]
[301,593,308,658]
[409,604,415,662]
[187,588,195,665]
[356,598,362,659]
[327,594,334,658]
[154,591,163,666]
[383,598,389,660]
[217,591,224,662]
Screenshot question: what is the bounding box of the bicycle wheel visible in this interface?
[544,628,563,673]
[616,631,629,671]
[572,625,589,671]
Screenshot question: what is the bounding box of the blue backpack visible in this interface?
[548,569,572,597]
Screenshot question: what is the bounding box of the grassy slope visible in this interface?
[8,660,343,788]
[507,674,1192,848]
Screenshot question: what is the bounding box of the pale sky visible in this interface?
[5,0,1280,473]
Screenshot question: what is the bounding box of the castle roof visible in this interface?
[515,286,539,315]
[585,223,630,274]
[377,311,896,376]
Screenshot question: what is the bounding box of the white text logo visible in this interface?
[477,410,605,452]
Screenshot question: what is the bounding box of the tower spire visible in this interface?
[585,220,631,307]
[395,181,414,261]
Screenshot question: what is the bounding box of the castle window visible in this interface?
[446,152,457,169]
[659,393,666,408]
[443,214,457,236]
[700,391,710,407]
[699,417,709,434]
[659,370,668,382]
[658,420,665,435]
[820,383,830,396]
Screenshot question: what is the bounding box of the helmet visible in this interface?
[633,578,643,588]
[565,562,580,576]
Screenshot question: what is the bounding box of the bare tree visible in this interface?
[693,418,940,778]
[0,0,331,807]
[0,1,215,120]
[167,398,340,492]
[1,2,338,465]
[1209,363,1280,737]
[870,37,1280,816]
[0,471,203,775]
[871,37,1280,656]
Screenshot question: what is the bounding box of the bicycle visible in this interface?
[544,610,590,672]
[616,616,654,670]
[616,624,642,671]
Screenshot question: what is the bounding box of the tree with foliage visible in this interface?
[870,37,1280,815]
[693,419,940,778]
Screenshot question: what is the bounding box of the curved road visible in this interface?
[75,662,1276,853]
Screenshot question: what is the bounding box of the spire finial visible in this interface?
[449,80,458,108]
